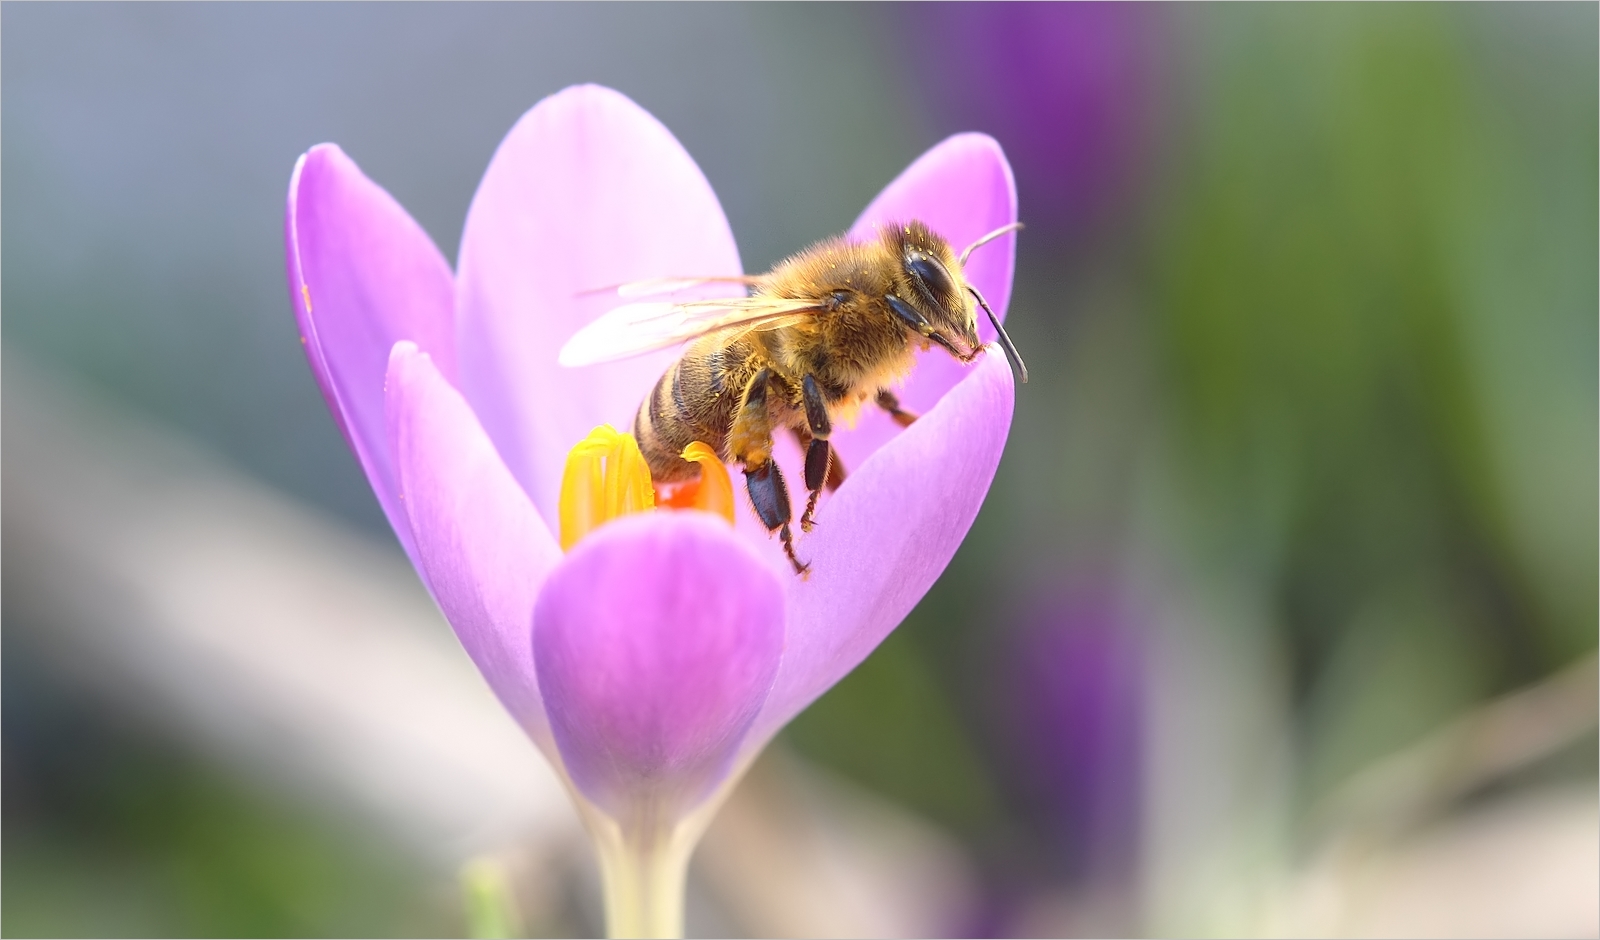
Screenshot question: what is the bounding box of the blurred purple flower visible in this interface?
[283,84,1017,872]
[1004,584,1144,886]
[904,2,1157,236]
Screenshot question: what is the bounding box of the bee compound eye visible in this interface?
[905,252,955,302]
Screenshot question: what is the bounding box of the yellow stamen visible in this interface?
[656,441,737,527]
[559,425,655,551]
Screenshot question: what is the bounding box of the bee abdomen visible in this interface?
[634,364,693,482]
[634,344,746,483]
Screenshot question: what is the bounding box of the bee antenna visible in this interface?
[968,285,1028,384]
[958,221,1024,266]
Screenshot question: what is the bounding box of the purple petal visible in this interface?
[386,342,563,753]
[748,351,1015,746]
[533,513,784,819]
[833,134,1018,475]
[286,145,457,565]
[456,85,742,529]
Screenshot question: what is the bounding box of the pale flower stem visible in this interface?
[579,786,732,940]
[594,820,694,939]
[571,754,758,938]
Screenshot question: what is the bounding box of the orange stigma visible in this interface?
[558,428,736,551]
[655,441,737,527]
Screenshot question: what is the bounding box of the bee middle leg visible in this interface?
[876,389,919,428]
[791,427,847,490]
[798,375,835,532]
[734,369,806,575]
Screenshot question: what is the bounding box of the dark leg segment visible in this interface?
[801,437,831,532]
[745,462,804,575]
[791,426,848,492]
[744,461,791,530]
[798,374,834,533]
[804,437,831,492]
[801,374,832,438]
[734,368,806,575]
[876,389,920,428]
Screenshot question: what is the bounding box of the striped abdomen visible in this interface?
[633,335,761,483]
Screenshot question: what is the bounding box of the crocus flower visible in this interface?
[902,2,1158,238]
[1003,584,1143,888]
[285,84,1016,937]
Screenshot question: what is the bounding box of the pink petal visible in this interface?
[832,133,1019,475]
[456,84,742,528]
[386,342,563,754]
[748,351,1015,747]
[286,145,457,564]
[533,513,784,818]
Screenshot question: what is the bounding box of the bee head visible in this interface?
[885,220,982,360]
[882,220,1027,382]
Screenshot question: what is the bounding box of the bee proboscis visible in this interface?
[559,219,1025,575]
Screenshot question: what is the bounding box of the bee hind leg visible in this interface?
[745,461,806,576]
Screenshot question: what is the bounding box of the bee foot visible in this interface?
[801,488,822,532]
[779,524,809,576]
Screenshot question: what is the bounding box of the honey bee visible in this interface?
[560,219,1026,575]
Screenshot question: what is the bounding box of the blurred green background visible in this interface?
[4,4,1594,937]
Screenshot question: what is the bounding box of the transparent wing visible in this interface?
[559,296,818,367]
[614,275,764,299]
[577,275,765,299]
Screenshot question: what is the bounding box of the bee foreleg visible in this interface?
[735,369,807,576]
[875,389,919,428]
